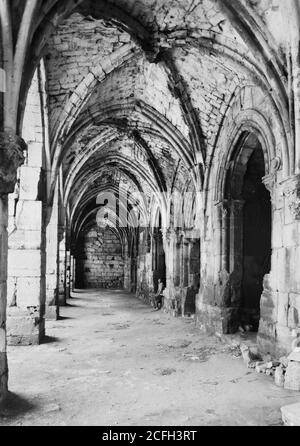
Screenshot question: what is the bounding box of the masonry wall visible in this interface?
[76,226,124,289]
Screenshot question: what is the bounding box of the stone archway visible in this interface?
[224,132,272,332]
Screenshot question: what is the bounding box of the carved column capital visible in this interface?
[215,199,229,218]
[230,199,245,216]
[282,174,300,220]
[0,131,26,194]
[162,227,172,242]
[262,173,276,203]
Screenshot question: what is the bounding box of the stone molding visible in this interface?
[0,132,26,194]
[282,174,300,220]
[262,173,276,203]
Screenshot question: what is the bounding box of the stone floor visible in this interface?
[0,289,299,426]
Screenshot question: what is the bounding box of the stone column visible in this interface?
[7,162,46,345]
[123,243,131,291]
[174,231,182,287]
[65,250,71,300]
[188,235,200,289]
[183,239,189,288]
[161,228,175,308]
[70,255,75,293]
[220,200,229,273]
[45,188,59,320]
[0,195,9,402]
[58,225,66,306]
[0,132,25,402]
[221,199,244,332]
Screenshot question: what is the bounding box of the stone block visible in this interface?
[8,249,42,277]
[6,307,43,345]
[260,289,278,323]
[16,277,42,307]
[275,325,295,355]
[272,210,283,248]
[27,142,43,167]
[277,292,289,327]
[8,229,42,250]
[283,223,298,248]
[16,201,42,231]
[284,362,300,391]
[19,166,41,200]
[281,403,300,426]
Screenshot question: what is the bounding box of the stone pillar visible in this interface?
[166,229,175,286]
[71,255,75,292]
[0,132,25,402]
[65,250,71,300]
[45,188,59,320]
[7,163,46,345]
[188,235,200,289]
[183,239,189,288]
[173,232,181,287]
[0,196,9,402]
[58,226,66,306]
[258,174,300,356]
[220,200,229,272]
[123,242,131,291]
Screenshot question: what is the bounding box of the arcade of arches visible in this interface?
[1,0,300,407]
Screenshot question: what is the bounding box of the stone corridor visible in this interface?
[2,0,300,426]
[1,289,299,426]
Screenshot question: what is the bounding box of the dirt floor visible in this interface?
[0,289,299,426]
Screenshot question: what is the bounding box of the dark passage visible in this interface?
[241,145,271,330]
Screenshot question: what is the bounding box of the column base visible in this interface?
[6,307,45,346]
[58,293,66,306]
[45,305,59,321]
[195,300,240,335]
[162,287,182,317]
[257,323,295,357]
[65,286,70,300]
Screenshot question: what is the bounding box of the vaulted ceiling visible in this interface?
[12,0,295,238]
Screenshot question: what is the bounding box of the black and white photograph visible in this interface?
[0,0,300,430]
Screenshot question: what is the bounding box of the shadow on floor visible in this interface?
[57,315,72,321]
[41,335,60,344]
[0,392,37,419]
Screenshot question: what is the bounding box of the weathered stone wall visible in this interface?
[76,226,124,289]
[257,176,300,357]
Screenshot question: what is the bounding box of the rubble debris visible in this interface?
[274,365,285,387]
[156,368,176,376]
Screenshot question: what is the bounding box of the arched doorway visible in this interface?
[225,133,272,332]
